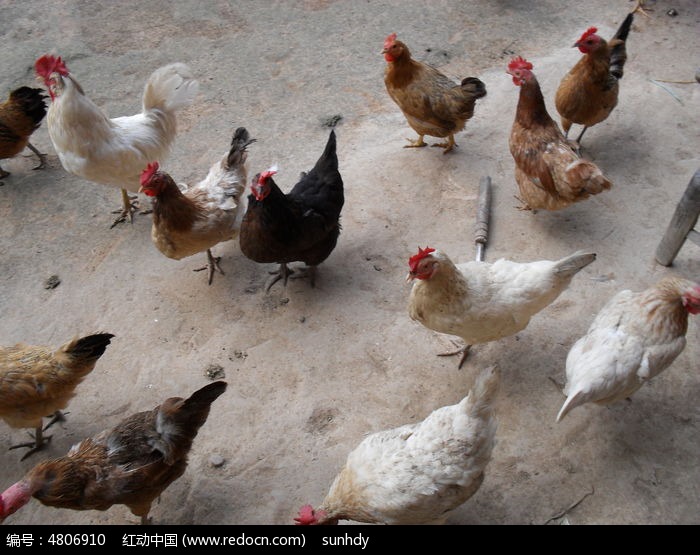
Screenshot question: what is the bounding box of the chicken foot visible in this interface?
[430,134,457,154]
[403,135,427,148]
[193,249,224,285]
[8,425,53,461]
[26,142,47,170]
[265,263,294,292]
[437,342,472,369]
[110,189,152,229]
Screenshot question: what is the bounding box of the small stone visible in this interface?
[666,8,678,16]
[373,265,382,272]
[280,297,290,304]
[44,275,61,289]
[299,316,306,323]
[209,454,225,468]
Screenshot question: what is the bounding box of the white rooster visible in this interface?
[34,54,199,227]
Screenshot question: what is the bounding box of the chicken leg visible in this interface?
[403,135,427,148]
[193,249,224,285]
[26,142,47,170]
[111,189,152,228]
[266,263,294,292]
[437,343,472,369]
[9,425,52,461]
[430,134,457,154]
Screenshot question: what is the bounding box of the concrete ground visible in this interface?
[0,0,698,525]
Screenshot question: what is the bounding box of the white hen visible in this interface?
[34,54,199,227]
[557,276,700,422]
[295,365,499,525]
[407,247,596,368]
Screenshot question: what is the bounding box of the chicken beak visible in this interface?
[406,272,415,282]
[572,41,580,48]
[138,186,145,193]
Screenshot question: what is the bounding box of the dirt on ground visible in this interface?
[0,0,698,525]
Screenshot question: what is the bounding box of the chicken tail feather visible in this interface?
[142,63,199,113]
[610,12,634,79]
[553,251,596,279]
[61,333,115,365]
[460,77,487,99]
[556,389,585,422]
[462,365,500,420]
[226,127,256,170]
[565,159,613,196]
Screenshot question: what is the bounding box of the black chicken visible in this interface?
[239,130,344,291]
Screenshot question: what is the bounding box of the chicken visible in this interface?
[34,54,199,227]
[0,86,47,180]
[507,56,612,211]
[0,333,114,460]
[557,277,700,422]
[0,381,227,525]
[382,33,486,153]
[239,130,344,291]
[295,365,499,525]
[407,247,596,369]
[555,12,634,149]
[138,127,255,285]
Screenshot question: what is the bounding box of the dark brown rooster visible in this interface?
[0,381,227,525]
[382,33,486,153]
[0,86,47,180]
[555,12,634,149]
[0,333,114,460]
[239,130,344,291]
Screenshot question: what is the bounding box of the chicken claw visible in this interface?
[26,142,47,170]
[193,249,224,285]
[265,262,294,292]
[437,343,472,369]
[9,426,53,461]
[403,135,427,148]
[430,135,457,154]
[110,190,152,228]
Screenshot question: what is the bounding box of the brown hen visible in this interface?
[0,86,47,180]
[0,381,227,524]
[382,33,486,153]
[507,56,612,211]
[0,333,114,460]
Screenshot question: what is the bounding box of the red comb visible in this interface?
[408,247,436,273]
[578,27,598,42]
[257,169,277,185]
[508,56,533,72]
[384,33,397,50]
[34,55,68,79]
[140,162,160,186]
[294,505,317,525]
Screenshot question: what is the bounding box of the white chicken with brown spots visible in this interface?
[557,277,700,421]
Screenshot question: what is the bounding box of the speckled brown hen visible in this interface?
[507,56,612,211]
[0,381,226,524]
[138,127,255,285]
